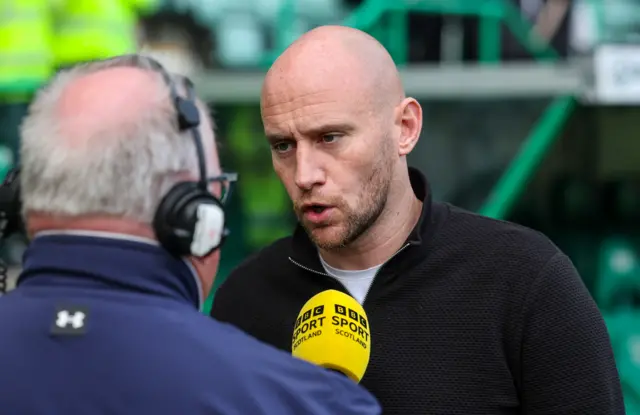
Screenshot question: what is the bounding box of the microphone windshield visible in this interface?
[291,289,371,383]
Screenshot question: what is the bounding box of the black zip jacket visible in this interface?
[211,167,625,415]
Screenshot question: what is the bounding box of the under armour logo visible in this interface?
[51,305,89,336]
[56,310,85,329]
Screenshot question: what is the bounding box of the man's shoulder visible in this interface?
[172,310,287,366]
[191,317,381,414]
[432,203,578,313]
[439,202,562,267]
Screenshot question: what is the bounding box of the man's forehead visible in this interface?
[262,97,365,134]
[264,86,337,106]
[261,82,373,115]
[263,56,376,102]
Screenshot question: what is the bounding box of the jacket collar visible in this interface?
[289,167,440,273]
[17,233,203,309]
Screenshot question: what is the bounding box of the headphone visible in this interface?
[0,55,233,289]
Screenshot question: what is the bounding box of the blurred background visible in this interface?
[2,0,640,411]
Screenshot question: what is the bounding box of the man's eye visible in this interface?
[273,142,293,153]
[322,134,340,143]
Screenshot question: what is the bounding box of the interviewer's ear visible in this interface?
[395,97,422,157]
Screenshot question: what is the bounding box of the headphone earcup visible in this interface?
[153,182,226,257]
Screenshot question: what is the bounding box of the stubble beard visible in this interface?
[301,153,394,251]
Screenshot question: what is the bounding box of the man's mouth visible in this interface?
[305,204,329,214]
[301,204,334,223]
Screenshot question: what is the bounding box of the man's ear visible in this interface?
[396,97,422,157]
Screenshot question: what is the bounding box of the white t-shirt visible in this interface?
[319,254,382,304]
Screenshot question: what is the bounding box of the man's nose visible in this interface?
[294,147,325,191]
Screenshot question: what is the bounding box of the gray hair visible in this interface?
[19,55,202,224]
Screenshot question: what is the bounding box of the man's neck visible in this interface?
[319,178,423,271]
[26,214,156,241]
[26,213,208,308]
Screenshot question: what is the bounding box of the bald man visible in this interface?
[0,55,381,415]
[211,26,624,414]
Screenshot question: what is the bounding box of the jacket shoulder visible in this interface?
[186,314,381,415]
[436,203,564,281]
[444,203,560,258]
[160,314,381,414]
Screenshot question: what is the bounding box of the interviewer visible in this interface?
[0,55,380,415]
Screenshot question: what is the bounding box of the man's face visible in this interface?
[261,85,395,250]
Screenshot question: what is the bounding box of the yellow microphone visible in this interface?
[291,289,371,383]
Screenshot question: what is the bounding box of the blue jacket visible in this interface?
[0,233,381,415]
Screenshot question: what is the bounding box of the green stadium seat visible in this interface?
[596,178,640,311]
[603,312,640,414]
[596,236,640,312]
[206,0,269,67]
[215,12,265,67]
[256,0,283,22]
[297,0,347,23]
[597,0,640,43]
[257,0,346,23]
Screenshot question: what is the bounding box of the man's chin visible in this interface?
[306,225,348,250]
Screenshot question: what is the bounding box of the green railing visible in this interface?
[267,0,559,66]
[345,0,560,65]
[479,96,575,219]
